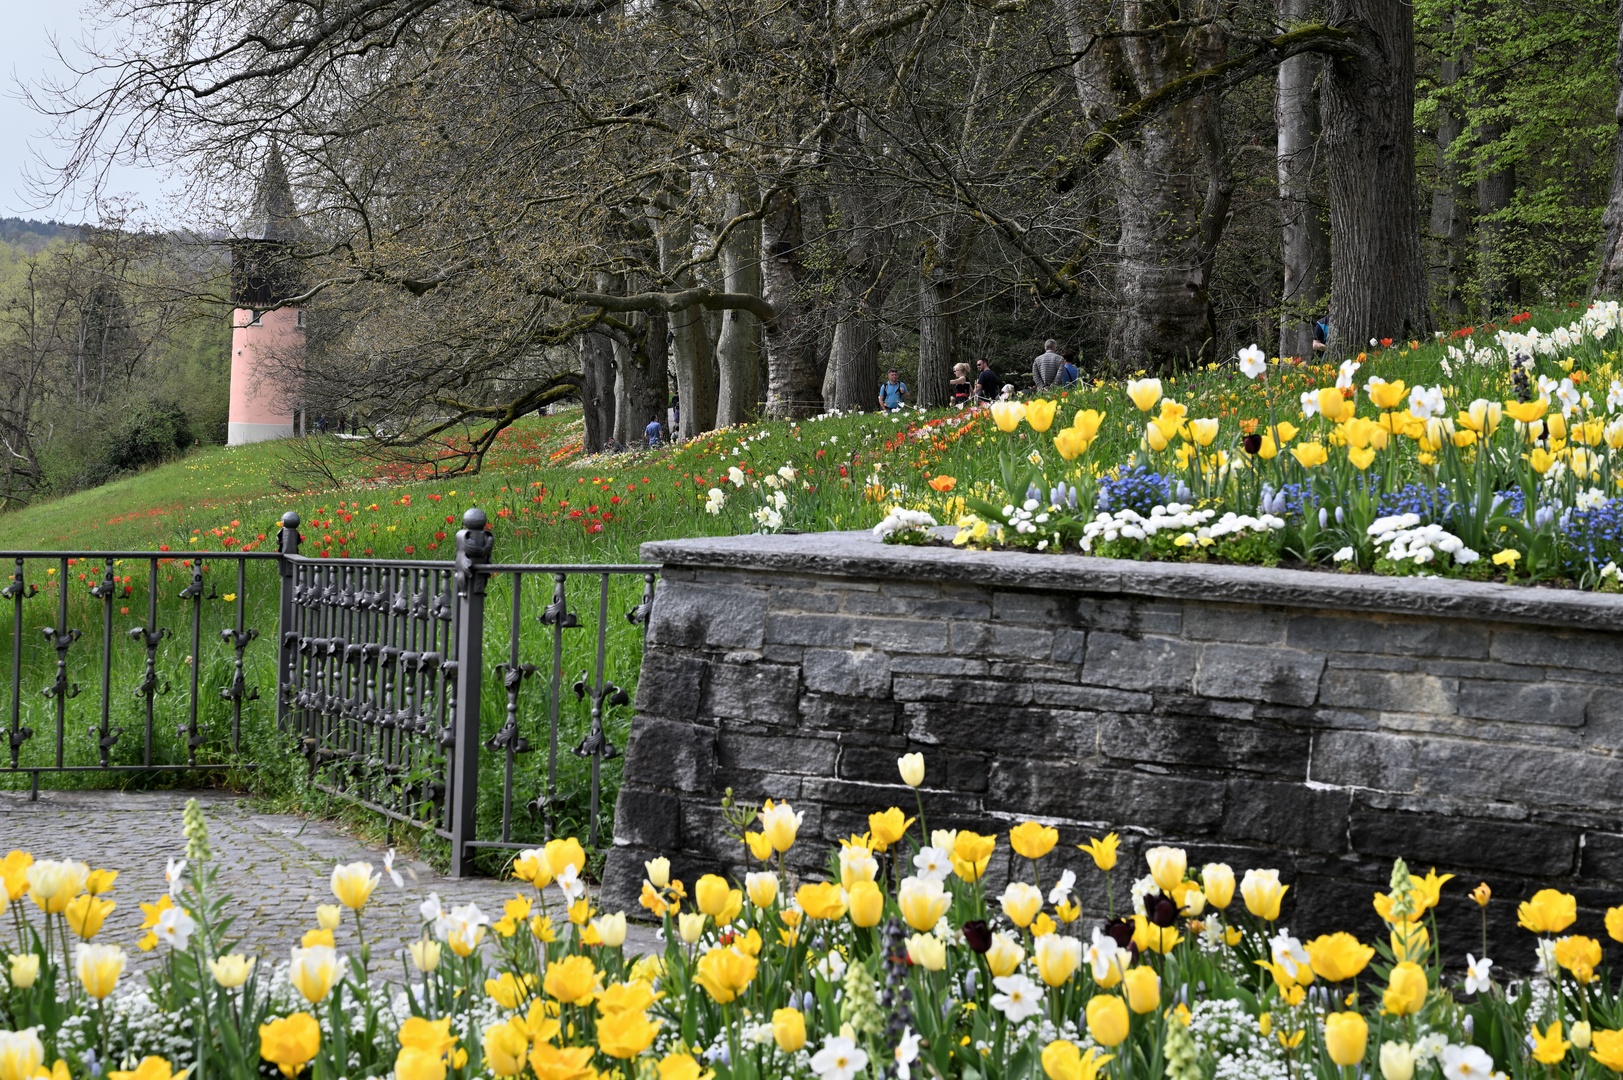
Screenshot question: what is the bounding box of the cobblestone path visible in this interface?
[0,789,660,968]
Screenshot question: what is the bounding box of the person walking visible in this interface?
[644,415,664,448]
[949,363,972,405]
[878,369,911,411]
[1031,338,1066,390]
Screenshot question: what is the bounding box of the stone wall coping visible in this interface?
[641,530,1623,632]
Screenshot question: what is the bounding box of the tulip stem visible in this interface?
[913,789,928,859]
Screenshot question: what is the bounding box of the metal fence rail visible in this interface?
[1,508,657,876]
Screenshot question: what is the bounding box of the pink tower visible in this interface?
[227,147,306,445]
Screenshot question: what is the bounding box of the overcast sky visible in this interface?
[0,0,173,223]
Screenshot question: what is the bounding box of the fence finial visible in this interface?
[278,511,302,555]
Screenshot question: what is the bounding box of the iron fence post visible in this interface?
[276,512,301,731]
[449,508,492,878]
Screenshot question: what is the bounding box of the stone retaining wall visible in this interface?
[603,532,1623,958]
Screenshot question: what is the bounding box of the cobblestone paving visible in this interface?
[0,789,661,968]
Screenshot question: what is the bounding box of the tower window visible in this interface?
[296,309,306,328]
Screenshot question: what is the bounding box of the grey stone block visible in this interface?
[986,760,1226,832]
[648,581,767,649]
[1030,684,1154,711]
[1489,629,1623,673]
[1286,615,1386,653]
[1075,598,1183,635]
[1081,633,1198,692]
[611,786,683,850]
[890,656,989,676]
[987,661,1078,683]
[841,592,918,616]
[1100,714,1310,777]
[803,648,893,699]
[949,621,1056,658]
[905,701,1094,756]
[1385,621,1491,658]
[1414,739,1623,809]
[839,745,989,792]
[1578,832,1623,883]
[1349,806,1578,876]
[622,717,716,792]
[1317,668,1457,714]
[1053,629,1088,665]
[894,678,1034,706]
[717,731,839,775]
[767,613,950,654]
[1195,643,1325,706]
[1376,712,1582,748]
[1223,779,1352,852]
[800,694,899,734]
[772,588,843,614]
[992,591,1071,624]
[1181,605,1285,644]
[1454,679,1592,726]
[1584,693,1623,751]
[634,651,707,719]
[1309,730,1418,791]
[701,662,800,723]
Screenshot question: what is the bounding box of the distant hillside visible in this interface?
[0,217,77,251]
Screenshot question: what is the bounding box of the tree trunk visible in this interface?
[1277,0,1329,359]
[917,262,958,406]
[1596,0,1623,296]
[579,330,616,453]
[1475,116,1519,315]
[761,188,823,418]
[1429,37,1471,319]
[1321,0,1431,350]
[651,212,717,439]
[1062,0,1230,373]
[714,192,760,428]
[613,309,668,448]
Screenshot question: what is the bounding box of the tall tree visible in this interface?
[1276,0,1328,358]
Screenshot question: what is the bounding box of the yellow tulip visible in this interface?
[1555,934,1602,973]
[695,875,731,918]
[796,881,848,921]
[596,1009,661,1059]
[1381,961,1427,1016]
[409,939,441,973]
[76,942,126,999]
[1305,933,1373,982]
[26,859,88,914]
[6,953,39,989]
[1369,380,1406,410]
[108,1058,172,1080]
[1519,888,1577,934]
[1055,428,1093,461]
[1186,418,1219,446]
[1,852,31,903]
[1026,399,1058,433]
[1592,1029,1623,1072]
[1348,445,1376,471]
[1389,923,1428,962]
[986,932,1025,977]
[65,893,115,939]
[208,954,255,989]
[1080,833,1119,870]
[1144,421,1170,452]
[543,955,602,1006]
[773,1008,807,1053]
[906,933,946,971]
[1201,864,1234,909]
[897,753,925,787]
[1504,397,1549,424]
[0,1028,43,1080]
[952,831,996,881]
[1010,821,1059,860]
[395,1047,446,1080]
[485,972,532,1009]
[1086,995,1130,1047]
[1149,415,1183,446]
[289,945,341,1004]
[543,837,587,878]
[329,862,379,910]
[1042,1040,1113,1080]
[1459,399,1502,434]
[1122,966,1159,1013]
[259,1014,321,1078]
[677,912,706,944]
[1126,379,1162,412]
[868,808,914,851]
[745,831,773,861]
[693,946,757,1004]
[529,1043,596,1080]
[591,911,628,948]
[643,857,670,888]
[1144,846,1186,893]
[1533,1021,1571,1065]
[745,871,778,909]
[1071,409,1106,439]
[1133,915,1182,954]
[848,881,884,928]
[84,868,117,896]
[482,1019,530,1077]
[1317,387,1350,422]
[757,801,802,853]
[1324,1012,1368,1067]
[1291,442,1328,468]
[656,1055,705,1080]
[1000,882,1043,928]
[1606,905,1623,944]
[1241,869,1288,920]
[512,848,553,888]
[991,400,1026,432]
[300,929,334,949]
[1452,429,1477,448]
[898,877,951,932]
[1547,412,1569,441]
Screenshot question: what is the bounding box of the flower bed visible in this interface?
[854,304,1623,589]
[4,790,1623,1080]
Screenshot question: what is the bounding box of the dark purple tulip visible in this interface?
[962,919,992,953]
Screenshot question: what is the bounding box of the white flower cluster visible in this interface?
[1187,998,1287,1080]
[1367,513,1480,566]
[1005,499,1056,538]
[1078,504,1284,553]
[873,507,937,540]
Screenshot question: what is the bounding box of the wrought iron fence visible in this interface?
[1,508,657,876]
